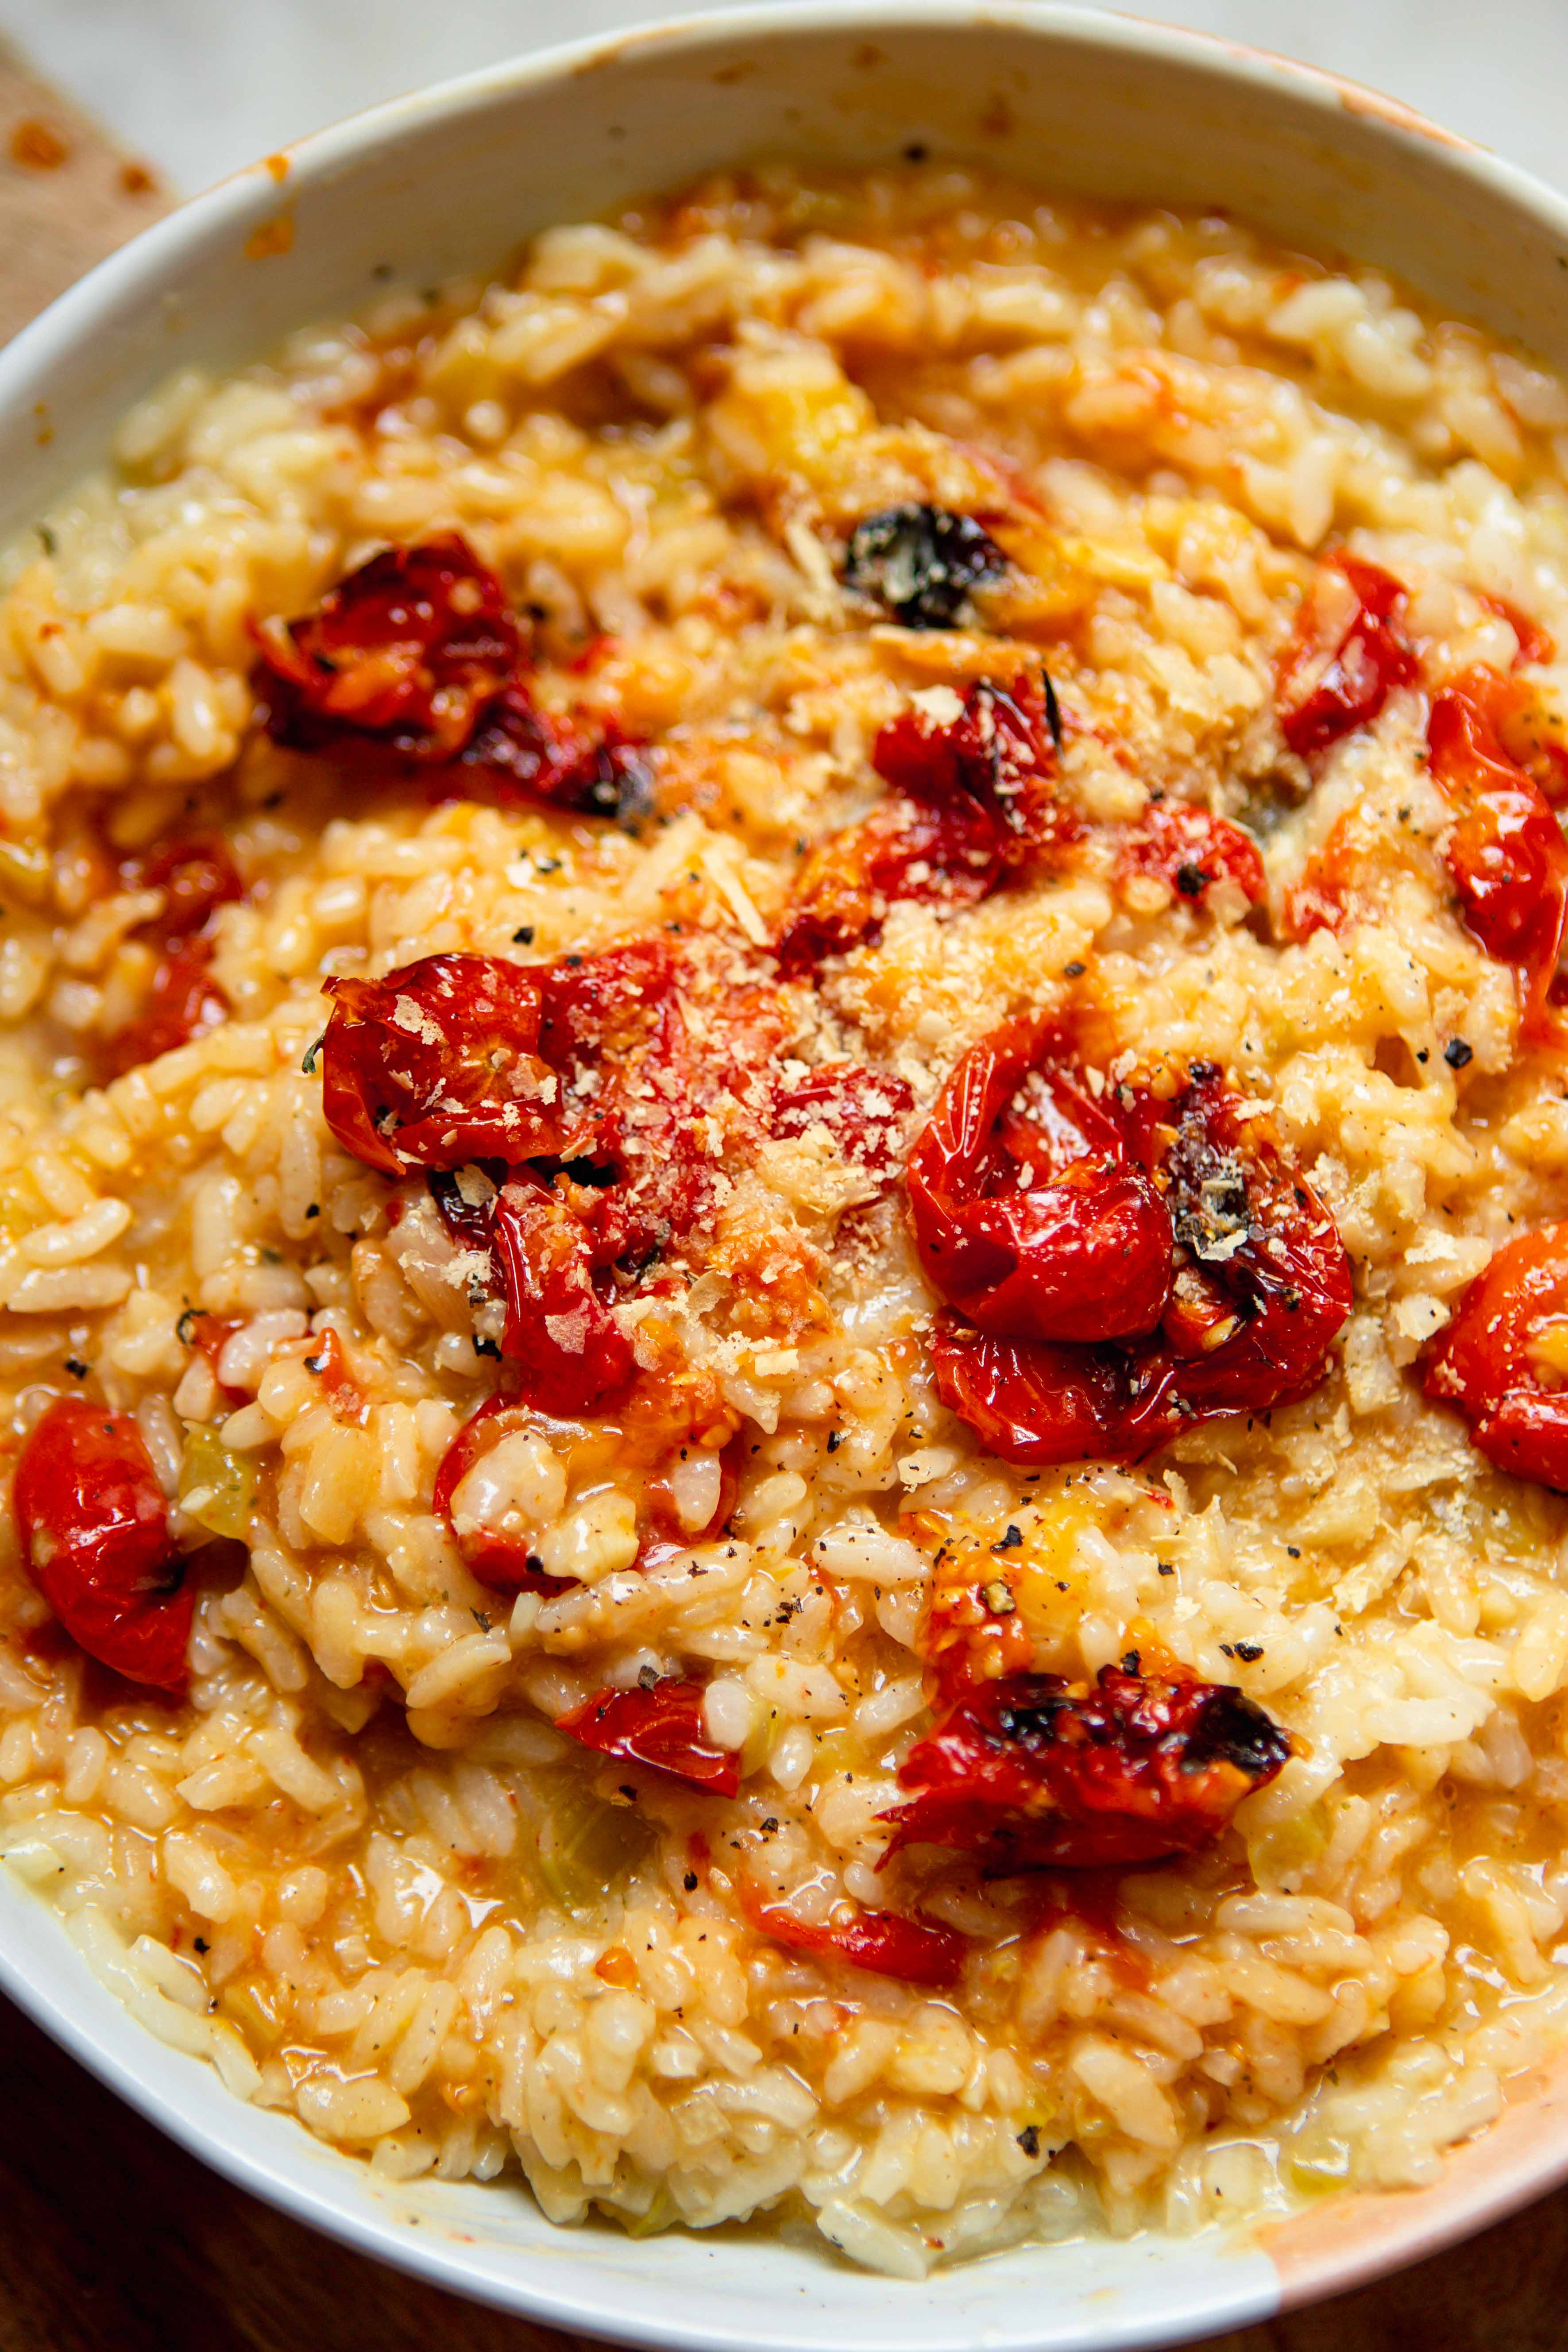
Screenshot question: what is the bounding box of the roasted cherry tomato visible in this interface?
[101,941,229,1079]
[1476,591,1556,671]
[882,1661,1290,1872]
[842,504,1006,630]
[769,1062,914,1182]
[127,835,244,945]
[1422,1221,1568,1489]
[320,952,585,1176]
[560,1679,740,1795]
[907,1016,1172,1343]
[461,684,655,821]
[746,1894,966,1988]
[254,534,521,762]
[489,1175,636,1410]
[1276,553,1418,761]
[12,1396,191,1693]
[432,1395,573,1591]
[254,534,649,816]
[1427,675,1568,1033]
[1116,798,1264,914]
[925,1055,1353,1465]
[101,833,244,1079]
[777,673,1074,973]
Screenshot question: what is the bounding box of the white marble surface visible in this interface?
[0,0,1562,200]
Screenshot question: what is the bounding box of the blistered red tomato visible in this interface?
[777,674,1075,972]
[1422,1222,1568,1489]
[253,534,649,816]
[560,1679,741,1795]
[922,1051,1353,1466]
[748,1896,966,1988]
[461,684,653,820]
[254,534,520,761]
[101,833,244,1079]
[1427,676,1568,1033]
[432,1395,572,1591]
[488,1175,636,1410]
[12,1397,191,1693]
[907,1015,1172,1343]
[101,942,229,1080]
[1276,554,1418,761]
[1116,798,1264,913]
[321,952,594,1176]
[882,1661,1290,1872]
[769,1062,915,1183]
[127,835,244,946]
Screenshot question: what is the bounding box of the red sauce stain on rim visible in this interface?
[245,214,295,262]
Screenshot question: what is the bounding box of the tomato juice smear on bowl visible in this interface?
[5,135,1568,2308]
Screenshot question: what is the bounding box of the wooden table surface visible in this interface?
[3,38,1568,2352]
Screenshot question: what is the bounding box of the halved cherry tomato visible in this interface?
[320,953,583,1176]
[1427,675,1568,1033]
[489,1175,635,1410]
[777,673,1075,973]
[432,1395,573,1591]
[253,534,521,762]
[882,1661,1290,1872]
[100,833,244,1080]
[1276,554,1418,761]
[769,1062,915,1181]
[1423,1221,1568,1489]
[253,534,650,817]
[907,1015,1172,1343]
[1476,592,1556,671]
[12,1396,190,1693]
[747,1895,966,1988]
[1116,798,1264,913]
[560,1679,740,1795]
[923,1054,1353,1465]
[100,941,229,1080]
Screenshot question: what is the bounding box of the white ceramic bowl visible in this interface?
[6,8,1568,2342]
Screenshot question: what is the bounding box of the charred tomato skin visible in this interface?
[776,672,1073,973]
[883,1664,1290,1871]
[922,1049,1354,1468]
[841,503,1007,630]
[12,1396,191,1693]
[1276,553,1418,762]
[906,1014,1173,1344]
[1426,677,1568,1035]
[1422,1220,1568,1489]
[560,1679,740,1795]
[746,1896,966,1989]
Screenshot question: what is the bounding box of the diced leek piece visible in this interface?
[621,2186,676,2238]
[1286,2139,1352,2196]
[1247,1800,1329,1893]
[179,1424,258,1539]
[537,1783,651,1913]
[222,1976,288,2051]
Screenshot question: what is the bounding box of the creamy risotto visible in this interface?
[5,166,1568,2277]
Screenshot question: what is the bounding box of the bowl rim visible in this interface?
[5,3,1568,2340]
